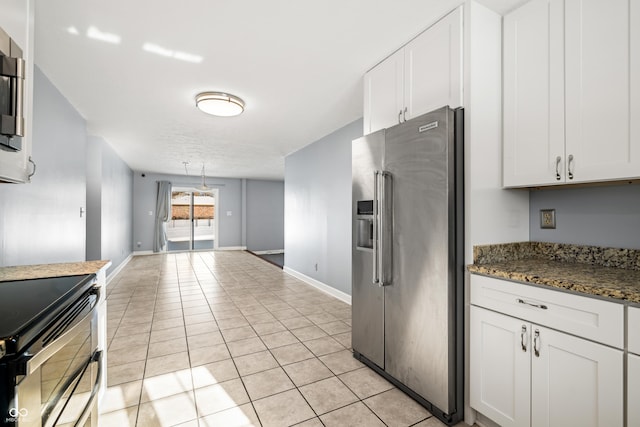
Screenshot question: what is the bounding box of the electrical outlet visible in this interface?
[540,209,556,229]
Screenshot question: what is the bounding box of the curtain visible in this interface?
[153,180,172,252]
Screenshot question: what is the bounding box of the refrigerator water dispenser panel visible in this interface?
[356,218,373,250]
[357,200,374,215]
[356,200,374,250]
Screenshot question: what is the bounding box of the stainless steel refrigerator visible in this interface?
[352,106,464,425]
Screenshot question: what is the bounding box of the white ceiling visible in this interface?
[34,0,524,180]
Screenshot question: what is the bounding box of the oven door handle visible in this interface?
[43,350,103,427]
[75,350,103,427]
[26,287,99,375]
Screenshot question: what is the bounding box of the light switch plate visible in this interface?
[540,209,556,229]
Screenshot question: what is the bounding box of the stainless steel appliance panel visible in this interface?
[0,25,25,152]
[383,107,456,412]
[352,129,385,368]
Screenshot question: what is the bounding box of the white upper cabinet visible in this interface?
[564,0,636,183]
[503,0,640,187]
[403,6,463,121]
[0,0,34,183]
[363,50,404,135]
[503,0,564,187]
[363,6,463,135]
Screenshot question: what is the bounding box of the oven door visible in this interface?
[4,286,102,427]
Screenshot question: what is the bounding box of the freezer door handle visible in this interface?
[372,171,380,285]
[373,170,392,286]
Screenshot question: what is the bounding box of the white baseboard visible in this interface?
[283,267,351,305]
[133,247,247,255]
[133,250,155,256]
[251,249,284,255]
[106,254,133,284]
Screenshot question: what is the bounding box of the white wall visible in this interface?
[0,67,134,271]
[284,119,362,296]
[0,67,87,266]
[85,136,134,274]
[464,1,530,264]
[462,3,530,425]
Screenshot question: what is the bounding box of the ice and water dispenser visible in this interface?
[355,200,374,250]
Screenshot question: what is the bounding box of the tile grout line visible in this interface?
[133,252,169,427]
[105,251,429,427]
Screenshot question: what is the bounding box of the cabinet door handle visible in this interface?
[28,156,37,181]
[533,329,540,357]
[555,156,562,180]
[567,154,574,180]
[516,298,548,310]
[403,107,408,122]
[520,325,527,352]
[398,110,403,124]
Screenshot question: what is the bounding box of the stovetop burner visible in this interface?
[0,274,96,358]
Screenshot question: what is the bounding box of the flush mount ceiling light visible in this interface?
[195,92,245,117]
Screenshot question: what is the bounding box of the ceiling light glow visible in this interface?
[195,92,245,117]
[143,43,172,57]
[143,43,203,63]
[67,26,79,35]
[173,51,203,64]
[87,26,121,44]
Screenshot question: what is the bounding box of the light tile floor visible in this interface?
[101,251,469,427]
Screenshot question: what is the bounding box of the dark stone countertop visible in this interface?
[468,242,640,304]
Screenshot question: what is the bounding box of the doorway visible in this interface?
[166,188,218,251]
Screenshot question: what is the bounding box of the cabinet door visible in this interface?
[564,0,639,183]
[629,306,640,355]
[632,0,640,178]
[629,353,640,427]
[470,306,530,427]
[403,5,462,121]
[531,325,623,427]
[363,49,404,135]
[503,0,564,187]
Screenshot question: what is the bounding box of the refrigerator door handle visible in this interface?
[372,170,380,285]
[378,171,392,286]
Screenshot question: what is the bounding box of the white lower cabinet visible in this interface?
[470,305,623,427]
[530,325,623,427]
[470,306,530,427]
[629,353,640,427]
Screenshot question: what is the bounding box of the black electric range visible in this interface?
[0,274,97,360]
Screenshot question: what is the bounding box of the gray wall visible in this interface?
[86,136,134,274]
[284,118,362,296]
[86,137,102,261]
[0,67,87,266]
[133,173,244,251]
[246,180,284,251]
[529,184,640,249]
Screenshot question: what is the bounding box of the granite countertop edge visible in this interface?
[468,242,640,306]
[0,260,112,282]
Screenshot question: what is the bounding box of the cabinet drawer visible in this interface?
[629,306,640,355]
[470,274,624,348]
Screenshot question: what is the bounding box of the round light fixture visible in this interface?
[195,92,245,117]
